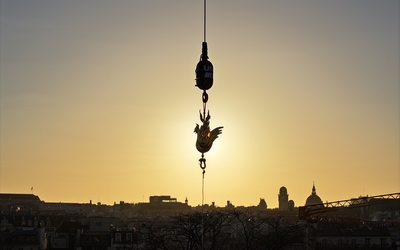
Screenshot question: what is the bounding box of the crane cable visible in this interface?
[194,0,223,247]
[203,0,206,42]
[201,1,207,249]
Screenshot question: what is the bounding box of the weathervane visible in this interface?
[194,1,223,176]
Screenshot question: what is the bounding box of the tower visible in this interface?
[278,186,289,211]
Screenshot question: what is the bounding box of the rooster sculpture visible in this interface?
[194,111,223,153]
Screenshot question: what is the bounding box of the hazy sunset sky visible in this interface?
[1,1,399,208]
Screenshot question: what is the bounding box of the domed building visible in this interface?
[305,182,323,206]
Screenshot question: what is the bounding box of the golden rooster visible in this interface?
[194,111,223,153]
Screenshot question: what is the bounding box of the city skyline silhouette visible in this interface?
[0,1,399,208]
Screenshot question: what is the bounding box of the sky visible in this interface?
[0,1,399,209]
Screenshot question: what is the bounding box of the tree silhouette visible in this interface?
[139,209,306,250]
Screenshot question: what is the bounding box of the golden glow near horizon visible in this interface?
[0,1,399,208]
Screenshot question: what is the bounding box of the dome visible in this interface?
[279,186,287,194]
[288,200,295,211]
[306,194,323,206]
[305,183,323,206]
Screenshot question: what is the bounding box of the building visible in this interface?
[308,222,393,249]
[149,195,177,203]
[134,195,191,215]
[278,186,289,211]
[0,227,46,250]
[258,198,267,210]
[0,193,42,212]
[278,186,295,211]
[79,217,120,232]
[305,182,323,206]
[111,229,138,249]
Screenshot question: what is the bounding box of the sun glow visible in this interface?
[0,1,398,208]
